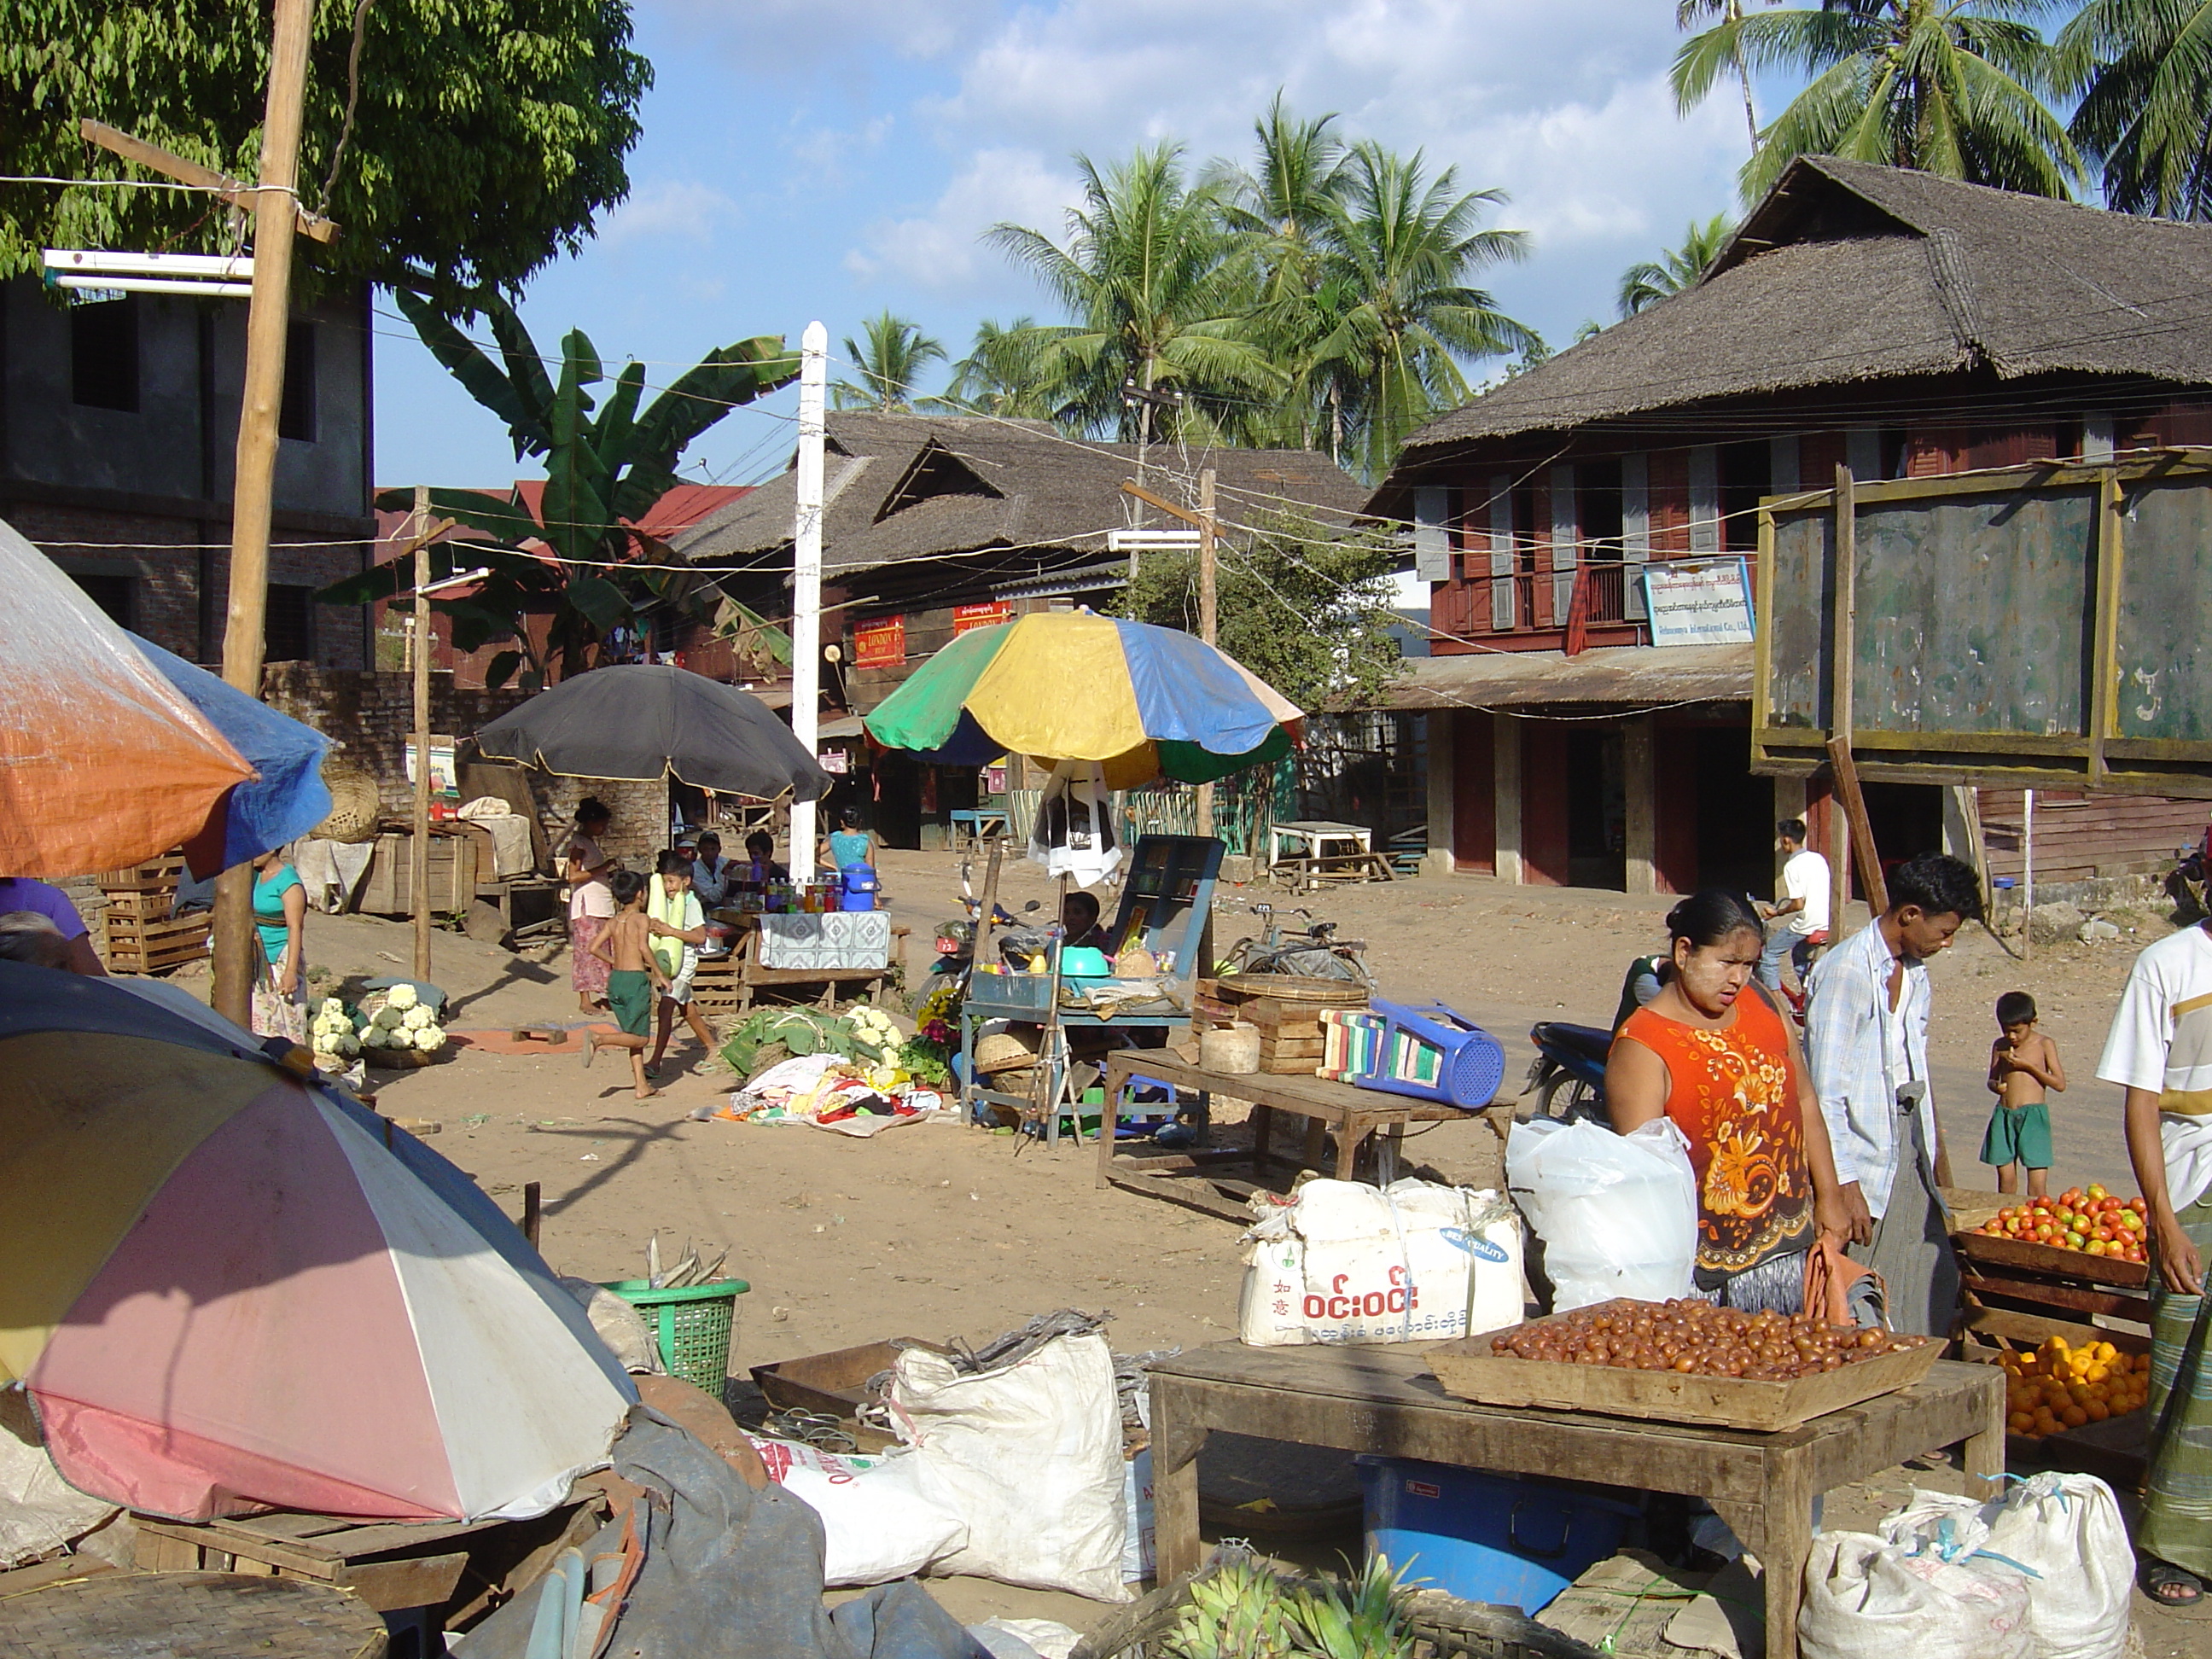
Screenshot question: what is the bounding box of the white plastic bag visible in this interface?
[888,1329,1130,1601]
[748,1435,968,1586]
[1237,1179,1523,1346]
[1799,1531,2034,1659]
[1506,1116,1698,1309]
[1880,1476,2133,1659]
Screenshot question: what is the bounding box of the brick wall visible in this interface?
[14,500,369,669]
[260,664,667,865]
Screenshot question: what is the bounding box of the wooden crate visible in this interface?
[1956,1304,2154,1486]
[95,854,186,893]
[1428,1303,1941,1432]
[1195,980,1360,1075]
[103,911,210,974]
[1953,1226,2152,1328]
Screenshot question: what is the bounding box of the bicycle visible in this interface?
[1219,903,1374,987]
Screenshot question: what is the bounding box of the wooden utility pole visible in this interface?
[211,0,316,1029]
[1195,468,1218,839]
[1825,463,1857,940]
[410,486,434,981]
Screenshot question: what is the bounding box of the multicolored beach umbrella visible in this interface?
[863,610,1302,789]
[0,967,635,1523]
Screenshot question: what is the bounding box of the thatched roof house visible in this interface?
[673,411,1364,602]
[1382,154,2212,476]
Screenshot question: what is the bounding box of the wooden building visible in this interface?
[672,412,1365,847]
[1368,157,2212,894]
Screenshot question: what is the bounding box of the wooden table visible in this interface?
[690,913,909,1015]
[3,1570,387,1658]
[1096,1051,1487,1220]
[1145,1342,2004,1659]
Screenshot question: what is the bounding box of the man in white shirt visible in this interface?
[1803,851,1982,1336]
[2096,916,2212,1605]
[1756,818,1830,993]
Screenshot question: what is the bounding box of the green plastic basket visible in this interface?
[598,1277,749,1394]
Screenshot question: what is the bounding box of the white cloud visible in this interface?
[597,180,742,248]
[783,114,896,191]
[847,148,1083,294]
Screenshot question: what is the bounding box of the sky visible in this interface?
[370,0,1765,493]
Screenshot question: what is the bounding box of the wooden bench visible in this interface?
[1096,1049,1490,1221]
[689,917,909,1015]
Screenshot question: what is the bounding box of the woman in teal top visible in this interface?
[821,806,874,874]
[250,847,308,1042]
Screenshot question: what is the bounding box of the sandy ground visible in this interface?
[156,851,2207,1650]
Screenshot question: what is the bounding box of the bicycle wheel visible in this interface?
[1534,1072,1607,1126]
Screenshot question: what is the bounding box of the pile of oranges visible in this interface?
[2000,1335,2151,1439]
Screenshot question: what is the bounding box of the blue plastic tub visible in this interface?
[1356,1457,1642,1614]
[837,863,880,911]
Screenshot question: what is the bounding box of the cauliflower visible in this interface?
[386,983,419,1012]
[401,1004,434,1032]
[361,1026,387,1049]
[333,1032,360,1058]
[319,997,346,1019]
[412,1026,445,1052]
[372,1005,404,1031]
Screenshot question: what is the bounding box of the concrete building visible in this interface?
[0,277,375,667]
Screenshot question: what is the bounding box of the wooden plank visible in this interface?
[1103,1167,1254,1224]
[333,1550,469,1613]
[1959,1269,2152,1324]
[1958,1302,2151,1356]
[1953,1229,2149,1289]
[0,1556,118,1593]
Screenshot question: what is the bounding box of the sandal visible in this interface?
[2141,1559,2206,1609]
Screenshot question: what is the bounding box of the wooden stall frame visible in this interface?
[1751,451,2212,798]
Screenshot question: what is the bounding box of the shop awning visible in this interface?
[1373,643,1754,712]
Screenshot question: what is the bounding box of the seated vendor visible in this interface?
[736,830,790,890]
[1060,890,1114,954]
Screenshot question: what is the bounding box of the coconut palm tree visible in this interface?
[1307,141,1541,480]
[2059,0,2212,218]
[927,317,1067,420]
[831,311,947,410]
[1617,212,1738,317]
[986,143,1285,445]
[1678,0,1773,150]
[1674,0,2081,201]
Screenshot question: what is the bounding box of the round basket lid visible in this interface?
[1215,973,1369,1005]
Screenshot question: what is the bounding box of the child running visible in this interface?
[646,848,718,1078]
[584,870,662,1098]
[1982,989,2065,1195]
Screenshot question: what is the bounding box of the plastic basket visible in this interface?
[1351,999,1507,1109]
[598,1277,749,1393]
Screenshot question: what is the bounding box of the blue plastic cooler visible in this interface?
[1356,1456,1641,1613]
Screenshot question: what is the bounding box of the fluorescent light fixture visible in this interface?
[1107,528,1202,552]
[413,566,492,597]
[43,247,254,300]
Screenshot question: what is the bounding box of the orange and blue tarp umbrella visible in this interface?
[862,610,1302,789]
[0,967,635,1522]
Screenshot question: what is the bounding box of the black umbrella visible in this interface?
[473,665,832,800]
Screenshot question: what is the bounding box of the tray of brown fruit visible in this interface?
[1428,1299,1939,1432]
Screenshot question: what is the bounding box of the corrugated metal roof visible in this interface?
[1373,643,1753,711]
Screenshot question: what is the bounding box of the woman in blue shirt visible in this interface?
[251,846,309,1042]
[821,807,874,874]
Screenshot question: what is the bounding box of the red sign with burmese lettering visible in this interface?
[953,602,1011,635]
[853,616,905,669]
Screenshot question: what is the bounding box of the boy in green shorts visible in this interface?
[1983,989,2065,1195]
[585,870,663,1098]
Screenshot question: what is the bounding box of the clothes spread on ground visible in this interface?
[1619,988,1814,1297]
[251,864,301,966]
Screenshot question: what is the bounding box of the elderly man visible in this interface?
[1803,851,1983,1336]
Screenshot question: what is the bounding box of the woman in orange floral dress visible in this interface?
[1607,890,1853,1313]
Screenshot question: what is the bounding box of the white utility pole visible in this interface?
[789,321,828,877]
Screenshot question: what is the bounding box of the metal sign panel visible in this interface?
[1644,558,1755,646]
[1752,455,2212,798]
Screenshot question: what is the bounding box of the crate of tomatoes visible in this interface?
[1965,1184,2150,1268]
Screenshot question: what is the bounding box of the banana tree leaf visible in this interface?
[565,575,632,634]
[395,289,550,459]
[487,298,556,445]
[592,364,648,482]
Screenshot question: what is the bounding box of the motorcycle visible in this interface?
[1522,1021,1615,1125]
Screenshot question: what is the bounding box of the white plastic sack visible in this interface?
[1121,1448,1155,1584]
[888,1330,1130,1601]
[1800,1531,2034,1659]
[1878,1476,2132,1659]
[1506,1116,1698,1309]
[1237,1179,1523,1346]
[0,1394,118,1569]
[748,1435,969,1586]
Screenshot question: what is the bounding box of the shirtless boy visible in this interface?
[1983,989,2065,1196]
[585,870,664,1099]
